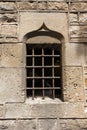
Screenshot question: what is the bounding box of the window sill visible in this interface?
[25,97,62,104]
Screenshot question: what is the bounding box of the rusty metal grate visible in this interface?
[26,44,62,99]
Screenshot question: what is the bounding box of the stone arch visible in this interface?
[23,23,65,43]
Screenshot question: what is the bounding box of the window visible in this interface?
[26,43,62,99]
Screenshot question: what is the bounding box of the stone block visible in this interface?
[69,13,78,23]
[84,89,87,102]
[84,67,87,73]
[0,68,25,104]
[5,103,62,118]
[0,13,18,23]
[48,2,68,11]
[0,105,3,117]
[17,2,37,10]
[70,25,87,38]
[0,120,16,130]
[60,119,87,130]
[38,1,47,10]
[0,44,2,66]
[79,13,87,24]
[30,104,59,118]
[62,102,84,118]
[0,22,1,34]
[2,37,18,42]
[70,3,87,11]
[1,24,17,37]
[1,43,24,67]
[63,67,84,102]
[5,103,31,118]
[0,2,17,11]
[38,118,58,130]
[19,12,69,43]
[64,43,85,66]
[16,119,37,130]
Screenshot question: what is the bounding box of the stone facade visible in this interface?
[0,0,87,130]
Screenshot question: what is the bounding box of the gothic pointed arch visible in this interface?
[23,23,64,43]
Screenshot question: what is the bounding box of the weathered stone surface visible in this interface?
[85,78,87,88]
[16,119,37,130]
[19,12,68,42]
[38,1,47,10]
[69,13,78,23]
[38,119,58,130]
[0,68,25,103]
[70,3,87,11]
[84,90,87,104]
[70,25,87,38]
[0,13,17,23]
[0,44,2,66]
[5,101,84,118]
[79,13,87,24]
[0,120,16,130]
[5,103,61,118]
[70,37,87,43]
[62,102,84,118]
[17,2,37,10]
[63,67,84,102]
[60,119,87,130]
[48,2,68,10]
[0,2,16,11]
[1,43,24,67]
[64,43,85,66]
[0,105,3,117]
[1,24,17,37]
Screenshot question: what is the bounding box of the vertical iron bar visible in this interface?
[32,48,34,100]
[42,48,45,99]
[52,49,55,99]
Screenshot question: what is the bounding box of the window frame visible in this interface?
[25,43,62,100]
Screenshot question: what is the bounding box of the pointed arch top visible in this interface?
[23,23,64,43]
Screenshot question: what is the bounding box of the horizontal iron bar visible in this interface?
[26,87,61,90]
[26,76,61,80]
[26,55,60,57]
[26,66,61,68]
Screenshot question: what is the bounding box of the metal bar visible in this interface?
[32,49,35,100]
[52,49,55,99]
[26,77,61,79]
[26,66,61,68]
[42,48,45,99]
[26,87,61,90]
[26,55,60,57]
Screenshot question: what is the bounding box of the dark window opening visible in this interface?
[26,44,62,99]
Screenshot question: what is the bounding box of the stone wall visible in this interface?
[0,0,87,130]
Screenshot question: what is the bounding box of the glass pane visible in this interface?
[54,78,61,87]
[35,79,42,87]
[35,90,42,97]
[27,68,32,77]
[26,57,32,66]
[54,57,60,65]
[34,49,42,55]
[44,79,52,87]
[54,67,61,76]
[44,68,52,76]
[44,57,52,66]
[26,79,32,88]
[35,57,42,66]
[26,46,32,55]
[26,90,32,97]
[35,68,42,76]
[44,49,52,55]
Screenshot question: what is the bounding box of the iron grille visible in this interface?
[26,44,62,99]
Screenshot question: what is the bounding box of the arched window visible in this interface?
[24,23,64,100]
